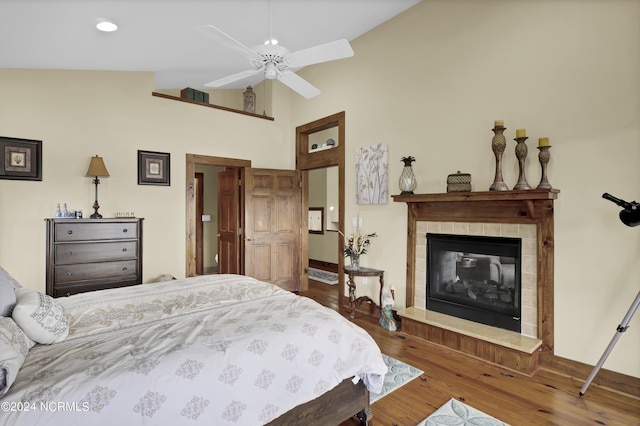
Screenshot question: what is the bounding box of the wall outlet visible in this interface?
[362,277,368,284]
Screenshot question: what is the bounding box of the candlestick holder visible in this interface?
[489,125,509,191]
[513,136,531,190]
[536,145,553,189]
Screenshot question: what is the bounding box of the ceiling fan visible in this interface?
[197,3,354,99]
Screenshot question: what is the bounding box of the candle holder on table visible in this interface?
[536,145,553,189]
[490,124,509,191]
[513,136,531,190]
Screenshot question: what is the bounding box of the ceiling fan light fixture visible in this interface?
[264,62,277,79]
[264,39,278,46]
[96,19,118,32]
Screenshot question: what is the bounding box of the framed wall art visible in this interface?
[0,136,42,181]
[138,150,170,186]
[356,143,388,204]
[308,207,324,234]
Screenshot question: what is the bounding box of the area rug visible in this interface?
[370,354,423,404]
[308,267,339,285]
[417,398,509,425]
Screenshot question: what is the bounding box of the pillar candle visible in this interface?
[538,137,549,146]
[516,128,526,138]
[494,120,504,127]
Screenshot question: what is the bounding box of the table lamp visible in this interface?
[86,155,110,218]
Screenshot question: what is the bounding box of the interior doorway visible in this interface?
[185,154,251,277]
[296,112,346,310]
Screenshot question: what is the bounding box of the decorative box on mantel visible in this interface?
[392,189,560,374]
[447,171,471,192]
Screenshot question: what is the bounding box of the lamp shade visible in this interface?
[86,155,110,177]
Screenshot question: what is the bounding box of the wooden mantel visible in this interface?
[392,189,560,372]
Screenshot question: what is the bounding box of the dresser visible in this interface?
[45,218,143,297]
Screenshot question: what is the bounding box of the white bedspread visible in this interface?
[1,274,386,425]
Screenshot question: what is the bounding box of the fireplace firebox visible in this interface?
[427,233,522,332]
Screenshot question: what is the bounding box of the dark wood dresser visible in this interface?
[45,218,143,297]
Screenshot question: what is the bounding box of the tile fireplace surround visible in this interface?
[392,189,559,375]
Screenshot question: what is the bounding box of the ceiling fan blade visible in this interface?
[286,39,354,68]
[204,68,263,88]
[197,24,259,59]
[277,71,321,99]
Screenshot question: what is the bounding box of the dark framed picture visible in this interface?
[138,150,170,186]
[0,136,42,181]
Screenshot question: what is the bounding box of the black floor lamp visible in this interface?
[86,155,110,219]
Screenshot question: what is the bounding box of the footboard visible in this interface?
[268,378,371,426]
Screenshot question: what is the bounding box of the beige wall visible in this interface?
[288,0,640,378]
[0,0,638,378]
[0,69,295,285]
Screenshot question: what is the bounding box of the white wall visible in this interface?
[289,0,640,378]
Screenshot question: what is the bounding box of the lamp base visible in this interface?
[90,201,102,219]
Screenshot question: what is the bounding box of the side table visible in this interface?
[343,266,384,319]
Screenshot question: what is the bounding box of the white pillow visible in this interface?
[0,317,32,397]
[0,280,16,317]
[0,267,20,317]
[12,288,69,344]
[0,266,22,289]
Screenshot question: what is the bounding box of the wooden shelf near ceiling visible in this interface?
[151,92,274,121]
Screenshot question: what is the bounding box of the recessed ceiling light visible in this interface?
[96,20,118,32]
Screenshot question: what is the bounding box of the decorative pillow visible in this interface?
[12,288,69,344]
[0,279,16,317]
[0,266,22,289]
[0,317,32,397]
[0,267,21,317]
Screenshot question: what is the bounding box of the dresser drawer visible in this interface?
[54,241,138,264]
[55,221,138,242]
[55,260,139,284]
[53,280,141,298]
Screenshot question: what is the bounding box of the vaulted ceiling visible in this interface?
[0,0,420,89]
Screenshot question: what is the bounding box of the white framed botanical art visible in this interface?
[356,143,388,204]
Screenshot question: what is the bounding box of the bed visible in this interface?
[0,270,387,425]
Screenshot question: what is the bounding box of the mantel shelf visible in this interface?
[151,92,274,121]
[392,189,559,204]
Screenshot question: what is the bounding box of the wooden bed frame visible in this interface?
[268,379,371,425]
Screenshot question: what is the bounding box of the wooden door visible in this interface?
[244,168,302,292]
[217,168,241,274]
[195,173,204,275]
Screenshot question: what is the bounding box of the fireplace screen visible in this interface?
[427,233,522,332]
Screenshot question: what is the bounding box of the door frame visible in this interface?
[295,112,346,310]
[186,154,251,277]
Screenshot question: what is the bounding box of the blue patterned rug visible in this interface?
[370,354,423,403]
[308,267,338,285]
[418,398,509,425]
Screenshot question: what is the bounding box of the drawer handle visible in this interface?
[122,248,127,252]
[66,272,73,277]
[122,267,128,271]
[67,251,73,255]
[67,230,73,235]
[122,229,128,233]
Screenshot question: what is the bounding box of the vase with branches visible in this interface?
[340,229,377,270]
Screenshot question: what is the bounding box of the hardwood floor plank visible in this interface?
[300,281,640,425]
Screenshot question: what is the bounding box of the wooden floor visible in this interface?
[301,280,640,426]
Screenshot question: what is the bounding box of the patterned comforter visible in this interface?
[2,274,387,425]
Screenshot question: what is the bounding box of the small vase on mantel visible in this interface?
[349,254,360,271]
[399,156,417,194]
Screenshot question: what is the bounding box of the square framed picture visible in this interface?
[0,136,42,181]
[138,150,170,186]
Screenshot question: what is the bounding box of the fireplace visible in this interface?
[392,190,559,374]
[426,233,521,332]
